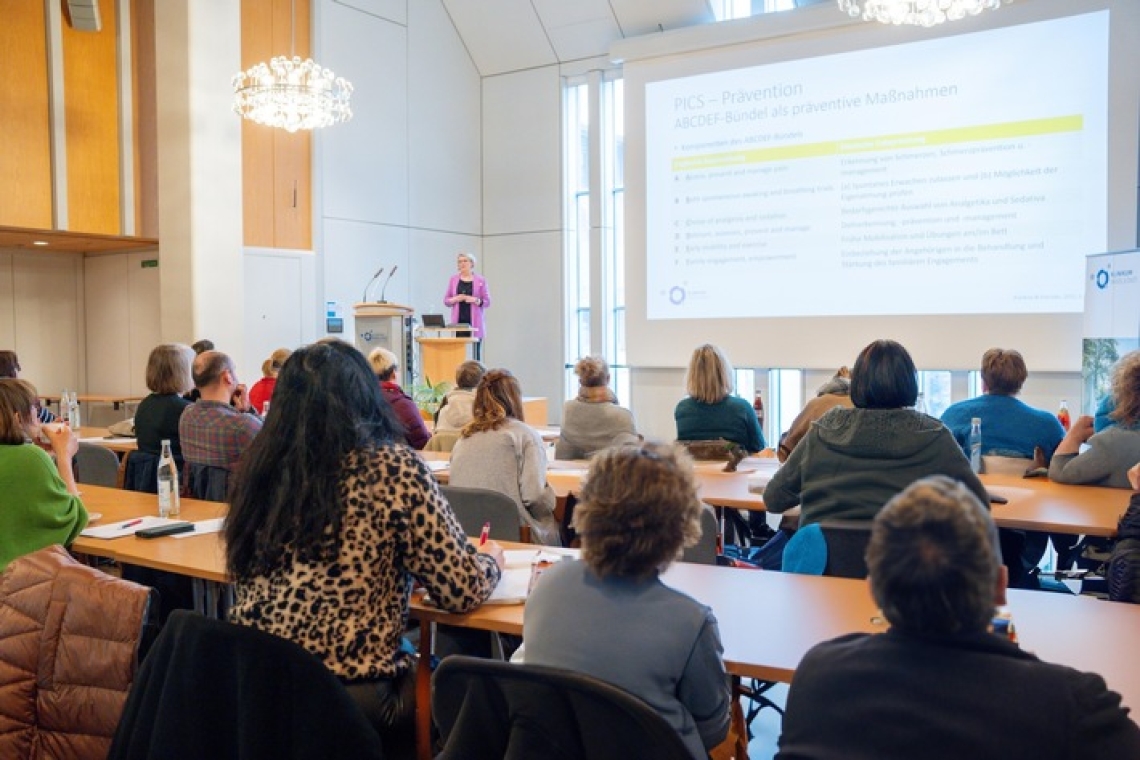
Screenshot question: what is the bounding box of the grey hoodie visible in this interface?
[765,407,988,526]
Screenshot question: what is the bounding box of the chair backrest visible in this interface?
[433,655,693,760]
[783,520,873,579]
[425,429,461,453]
[981,455,1033,476]
[108,611,384,760]
[186,463,229,502]
[76,442,121,488]
[681,504,719,565]
[122,450,159,494]
[819,520,873,579]
[440,484,522,541]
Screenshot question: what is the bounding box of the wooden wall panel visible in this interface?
[241,0,312,250]
[0,1,53,229]
[63,0,121,235]
[132,0,159,238]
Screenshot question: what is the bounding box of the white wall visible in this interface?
[481,65,566,412]
[310,0,484,390]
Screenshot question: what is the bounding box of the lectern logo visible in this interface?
[1095,269,1110,289]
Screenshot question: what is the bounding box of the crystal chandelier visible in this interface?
[837,0,1006,27]
[232,1,353,132]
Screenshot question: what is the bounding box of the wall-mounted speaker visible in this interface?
[66,0,102,32]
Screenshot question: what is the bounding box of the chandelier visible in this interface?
[837,0,1006,27]
[232,1,353,132]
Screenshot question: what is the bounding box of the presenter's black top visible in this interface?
[457,280,473,326]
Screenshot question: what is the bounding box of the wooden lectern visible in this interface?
[354,303,414,386]
[416,327,478,386]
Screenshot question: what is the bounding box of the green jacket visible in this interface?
[0,444,88,570]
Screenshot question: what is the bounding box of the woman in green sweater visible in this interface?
[0,379,87,570]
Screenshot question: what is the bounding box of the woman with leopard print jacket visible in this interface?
[225,340,504,759]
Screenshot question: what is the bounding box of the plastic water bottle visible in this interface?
[1057,399,1071,432]
[968,417,982,474]
[157,439,180,518]
[68,392,81,429]
[914,392,927,415]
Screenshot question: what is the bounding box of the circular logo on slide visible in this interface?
[1096,269,1110,289]
[669,286,686,305]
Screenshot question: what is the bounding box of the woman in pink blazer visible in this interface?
[444,252,492,348]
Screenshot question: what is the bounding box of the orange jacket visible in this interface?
[0,545,152,759]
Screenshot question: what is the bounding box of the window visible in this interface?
[563,73,628,405]
[711,0,798,21]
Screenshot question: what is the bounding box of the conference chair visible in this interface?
[122,450,160,493]
[76,442,122,488]
[108,611,384,760]
[782,520,873,579]
[681,504,720,565]
[432,655,692,760]
[441,484,527,542]
[186,463,229,502]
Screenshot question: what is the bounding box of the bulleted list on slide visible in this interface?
[645,11,1107,320]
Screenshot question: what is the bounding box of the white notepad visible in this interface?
[80,517,183,539]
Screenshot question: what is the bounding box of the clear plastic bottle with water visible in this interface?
[157,439,180,518]
[968,417,983,474]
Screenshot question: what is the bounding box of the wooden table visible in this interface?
[546,458,770,510]
[79,426,139,454]
[71,485,229,613]
[982,473,1127,537]
[43,393,144,412]
[409,555,1140,760]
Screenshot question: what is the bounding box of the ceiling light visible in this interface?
[231,0,352,132]
[837,0,1006,27]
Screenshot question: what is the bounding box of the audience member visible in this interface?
[450,369,561,545]
[134,344,195,467]
[225,341,502,759]
[183,339,215,402]
[554,355,639,460]
[775,476,1140,760]
[248,347,291,414]
[0,379,87,570]
[675,344,765,454]
[0,350,57,423]
[178,350,263,478]
[426,360,485,453]
[942,348,1070,573]
[766,339,988,526]
[1050,351,1140,488]
[777,366,853,463]
[368,347,431,450]
[941,348,1065,462]
[524,442,730,759]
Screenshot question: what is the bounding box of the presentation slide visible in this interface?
[646,11,1108,320]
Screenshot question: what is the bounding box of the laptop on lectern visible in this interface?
[422,314,446,328]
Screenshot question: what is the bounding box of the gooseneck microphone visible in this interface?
[362,266,385,302]
[378,265,399,303]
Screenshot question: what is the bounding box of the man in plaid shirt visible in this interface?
[178,351,263,473]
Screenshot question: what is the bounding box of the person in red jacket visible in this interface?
[249,347,292,415]
[368,348,431,450]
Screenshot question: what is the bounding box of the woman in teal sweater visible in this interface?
[0,379,87,570]
[674,343,765,453]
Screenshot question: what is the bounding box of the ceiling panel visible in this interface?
[609,0,714,37]
[442,0,557,76]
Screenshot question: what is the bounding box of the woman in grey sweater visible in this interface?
[1050,351,1140,488]
[554,356,639,460]
[449,369,561,545]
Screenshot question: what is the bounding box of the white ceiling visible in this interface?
[440,0,717,76]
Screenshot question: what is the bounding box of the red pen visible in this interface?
[478,522,490,546]
[121,518,143,530]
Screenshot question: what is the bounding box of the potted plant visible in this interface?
[412,376,452,420]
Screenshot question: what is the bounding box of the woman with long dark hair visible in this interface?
[225,341,503,758]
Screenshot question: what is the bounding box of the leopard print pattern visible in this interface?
[228,444,500,681]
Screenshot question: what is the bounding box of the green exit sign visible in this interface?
[141,259,158,268]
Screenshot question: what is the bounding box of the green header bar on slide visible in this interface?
[671,115,1083,171]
